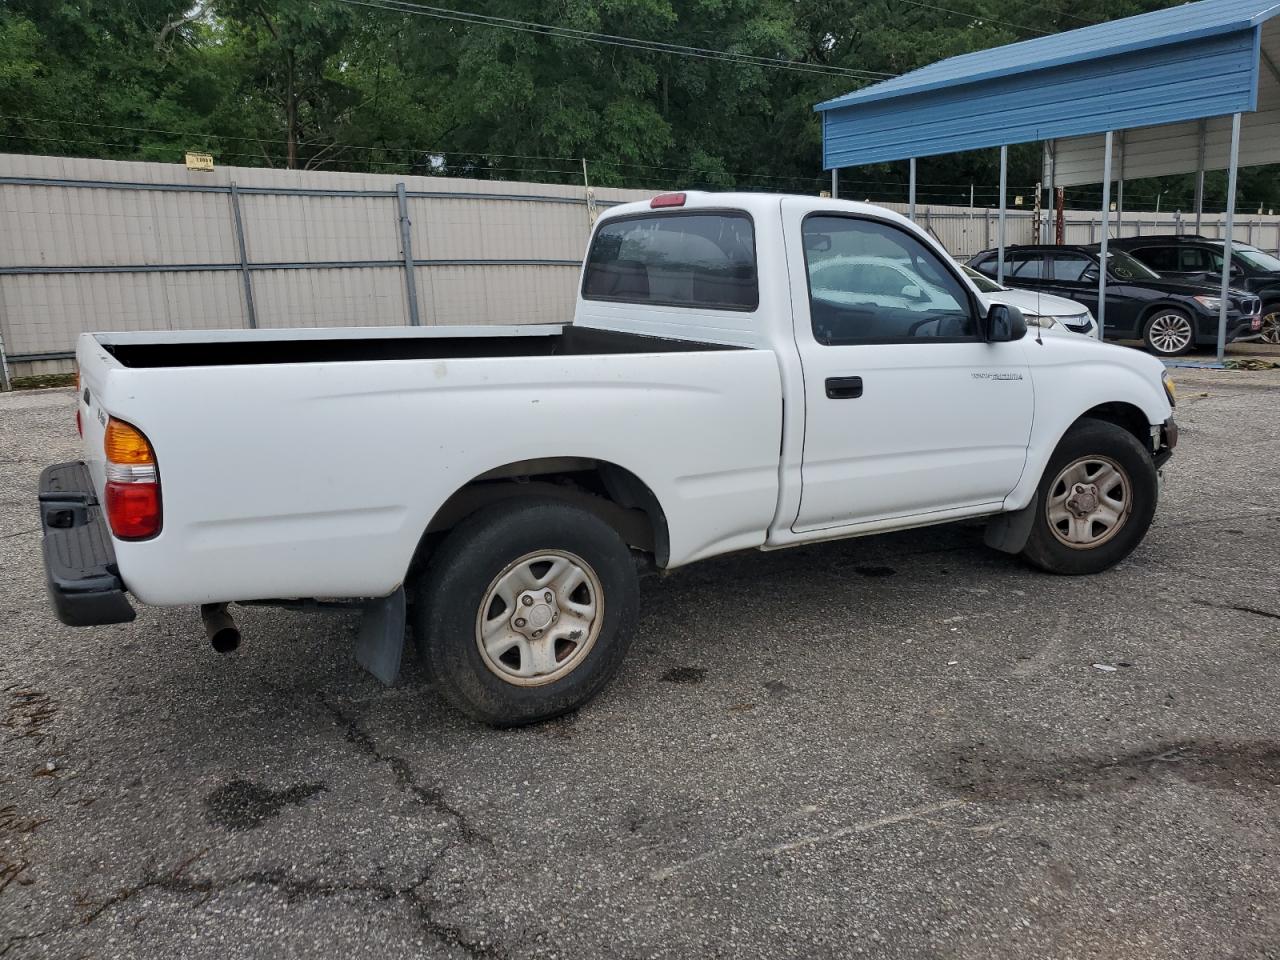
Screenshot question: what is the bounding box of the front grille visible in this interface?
[1238,296,1261,316]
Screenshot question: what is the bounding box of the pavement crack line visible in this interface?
[319,698,491,846]
[1190,598,1280,621]
[73,850,510,960]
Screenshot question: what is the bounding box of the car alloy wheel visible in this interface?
[1262,309,1280,346]
[1146,312,1194,355]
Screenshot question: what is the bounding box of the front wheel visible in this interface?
[412,498,640,727]
[1261,306,1280,345]
[1142,309,1196,357]
[1020,419,1158,576]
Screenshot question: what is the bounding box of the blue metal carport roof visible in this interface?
[816,0,1280,169]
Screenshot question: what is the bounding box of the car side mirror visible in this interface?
[902,283,923,299]
[984,303,1027,342]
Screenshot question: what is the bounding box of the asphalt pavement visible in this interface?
[2,371,1278,960]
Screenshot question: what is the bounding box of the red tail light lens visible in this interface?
[103,417,161,540]
[104,481,162,540]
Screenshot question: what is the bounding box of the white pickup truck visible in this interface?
[41,191,1178,725]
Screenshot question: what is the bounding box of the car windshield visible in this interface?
[1107,250,1160,281]
[1233,245,1280,272]
[962,265,1003,293]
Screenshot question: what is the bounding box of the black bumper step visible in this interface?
[39,461,135,627]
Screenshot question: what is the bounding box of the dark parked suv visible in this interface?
[1109,235,1280,345]
[967,244,1263,357]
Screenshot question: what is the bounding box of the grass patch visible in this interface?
[9,374,76,390]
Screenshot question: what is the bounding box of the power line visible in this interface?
[893,0,1051,37]
[333,0,895,80]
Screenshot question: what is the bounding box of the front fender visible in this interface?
[1008,341,1172,512]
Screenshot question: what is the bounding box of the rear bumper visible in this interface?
[38,461,135,627]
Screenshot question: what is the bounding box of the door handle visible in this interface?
[825,376,863,399]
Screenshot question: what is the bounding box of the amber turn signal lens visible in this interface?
[105,418,155,465]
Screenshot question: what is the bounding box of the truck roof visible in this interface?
[597,190,920,232]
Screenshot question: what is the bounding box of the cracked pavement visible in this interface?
[2,368,1279,959]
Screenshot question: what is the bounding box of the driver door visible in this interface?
[784,202,1034,532]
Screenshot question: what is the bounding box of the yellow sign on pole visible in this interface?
[1014,195,1024,207]
[185,152,214,172]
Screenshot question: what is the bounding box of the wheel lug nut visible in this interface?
[544,592,553,602]
[521,596,533,606]
[514,618,526,628]
[533,629,543,638]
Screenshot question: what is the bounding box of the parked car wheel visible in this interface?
[1142,309,1196,357]
[1020,419,1158,576]
[412,498,639,727]
[1261,306,1280,345]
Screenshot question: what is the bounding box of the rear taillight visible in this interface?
[103,418,161,540]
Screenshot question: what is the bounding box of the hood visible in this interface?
[987,287,1088,318]
[1124,275,1249,298]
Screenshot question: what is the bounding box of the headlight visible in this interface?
[1192,295,1222,312]
[1023,314,1058,329]
[1162,371,1176,407]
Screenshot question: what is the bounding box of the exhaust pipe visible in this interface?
[201,603,241,653]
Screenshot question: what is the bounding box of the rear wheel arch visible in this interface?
[411,457,670,576]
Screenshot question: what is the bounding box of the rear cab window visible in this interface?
[582,212,758,310]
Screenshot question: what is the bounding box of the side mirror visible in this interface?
[985,303,1027,342]
[902,283,923,300]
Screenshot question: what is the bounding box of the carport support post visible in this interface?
[1217,112,1242,361]
[908,158,916,221]
[1194,119,1207,234]
[1116,132,1126,227]
[1096,131,1113,342]
[997,145,1007,285]
[831,168,839,199]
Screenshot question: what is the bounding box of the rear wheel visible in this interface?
[1020,419,1158,576]
[412,498,639,727]
[1142,309,1196,357]
[1261,306,1280,345]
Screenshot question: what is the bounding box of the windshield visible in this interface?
[962,264,1004,293]
[1107,250,1160,281]
[1234,245,1280,272]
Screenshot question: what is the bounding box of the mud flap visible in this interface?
[354,586,406,686]
[984,501,1038,555]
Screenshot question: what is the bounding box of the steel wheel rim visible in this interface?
[475,549,603,687]
[1262,310,1280,345]
[1046,455,1133,550]
[1148,313,1193,354]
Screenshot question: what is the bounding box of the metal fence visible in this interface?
[2,152,1279,381]
[0,153,652,379]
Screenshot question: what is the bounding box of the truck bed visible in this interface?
[98,325,739,369]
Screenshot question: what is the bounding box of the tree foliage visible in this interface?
[0,0,1275,212]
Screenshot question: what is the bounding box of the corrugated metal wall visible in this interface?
[2,153,1279,380]
[0,153,652,377]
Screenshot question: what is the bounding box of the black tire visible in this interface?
[1142,308,1196,357]
[1020,418,1158,576]
[411,498,639,727]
